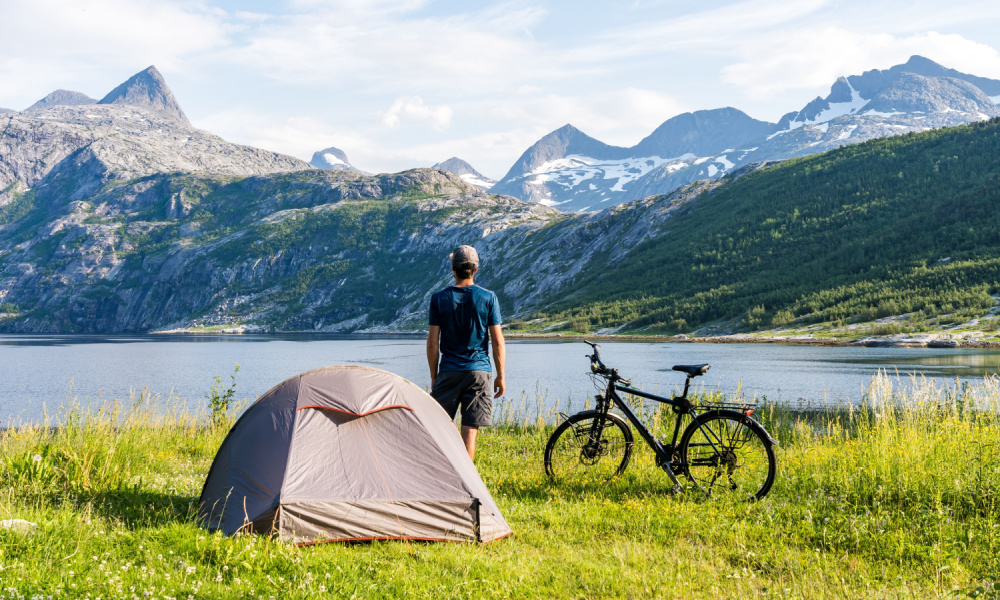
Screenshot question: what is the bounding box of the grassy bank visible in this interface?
[2,375,999,599]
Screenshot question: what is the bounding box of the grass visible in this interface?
[1,374,999,599]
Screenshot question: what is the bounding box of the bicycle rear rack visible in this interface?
[696,402,758,416]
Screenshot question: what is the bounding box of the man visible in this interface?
[426,245,506,460]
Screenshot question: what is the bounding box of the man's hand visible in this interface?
[426,325,440,388]
[489,324,505,398]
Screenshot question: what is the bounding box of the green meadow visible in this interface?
[1,373,998,599]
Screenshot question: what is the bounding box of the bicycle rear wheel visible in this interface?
[545,411,634,484]
[678,411,776,500]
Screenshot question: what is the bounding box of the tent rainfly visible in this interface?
[198,365,512,544]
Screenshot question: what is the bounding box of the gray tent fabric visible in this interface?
[199,366,512,544]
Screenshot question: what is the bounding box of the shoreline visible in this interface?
[505,332,1000,349]
[5,329,1000,350]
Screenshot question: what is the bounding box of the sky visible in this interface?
[2,0,1000,179]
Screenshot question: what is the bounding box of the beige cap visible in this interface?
[451,245,480,268]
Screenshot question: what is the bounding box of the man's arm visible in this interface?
[489,324,505,398]
[426,325,440,386]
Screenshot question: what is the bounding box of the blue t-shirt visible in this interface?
[429,285,502,373]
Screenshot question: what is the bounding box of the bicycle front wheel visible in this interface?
[544,411,634,484]
[679,411,776,500]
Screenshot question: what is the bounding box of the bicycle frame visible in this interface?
[594,377,728,490]
[555,341,778,497]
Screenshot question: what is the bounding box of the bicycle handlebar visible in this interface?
[584,340,631,385]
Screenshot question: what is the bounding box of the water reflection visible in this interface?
[825,350,1000,377]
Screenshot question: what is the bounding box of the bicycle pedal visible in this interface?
[669,484,683,495]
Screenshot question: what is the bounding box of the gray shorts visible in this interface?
[431,370,492,428]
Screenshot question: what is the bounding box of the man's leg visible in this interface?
[461,426,478,460]
[430,371,462,420]
[459,371,492,462]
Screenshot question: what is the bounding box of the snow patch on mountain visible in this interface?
[323,152,346,167]
[431,157,496,190]
[526,154,674,194]
[460,173,495,188]
[837,125,858,140]
[309,146,367,173]
[775,82,867,138]
[991,95,1000,103]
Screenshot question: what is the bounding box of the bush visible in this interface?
[742,305,766,329]
[207,364,241,428]
[770,309,795,327]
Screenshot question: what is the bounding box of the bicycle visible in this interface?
[544,341,778,500]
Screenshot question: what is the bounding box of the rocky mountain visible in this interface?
[751,72,999,163]
[27,90,96,110]
[0,67,309,210]
[431,157,496,189]
[98,66,189,125]
[491,56,1000,212]
[0,65,703,334]
[3,62,1000,337]
[0,159,709,333]
[0,108,13,114]
[2,107,999,336]
[309,147,367,173]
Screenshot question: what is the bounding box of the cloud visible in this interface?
[722,29,1000,100]
[0,0,227,106]
[215,3,558,91]
[380,96,454,130]
[194,108,375,167]
[487,87,687,146]
[353,129,554,179]
[567,0,831,64]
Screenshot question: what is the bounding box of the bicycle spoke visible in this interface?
[545,414,633,484]
[680,414,776,500]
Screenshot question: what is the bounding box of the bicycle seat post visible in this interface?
[681,375,692,400]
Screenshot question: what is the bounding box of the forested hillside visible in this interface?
[542,118,1000,335]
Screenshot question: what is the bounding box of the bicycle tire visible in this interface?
[544,411,634,484]
[678,410,776,500]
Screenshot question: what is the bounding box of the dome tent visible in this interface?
[198,366,511,544]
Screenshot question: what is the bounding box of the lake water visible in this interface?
[2,334,1000,424]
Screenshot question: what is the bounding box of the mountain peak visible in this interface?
[632,107,776,158]
[27,90,96,111]
[309,146,368,174]
[310,147,349,168]
[432,157,477,176]
[98,66,189,124]
[432,157,496,190]
[903,55,944,70]
[525,124,624,165]
[849,55,1000,99]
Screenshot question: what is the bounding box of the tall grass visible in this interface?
[0,373,998,598]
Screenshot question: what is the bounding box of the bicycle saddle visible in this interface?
[672,364,710,377]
